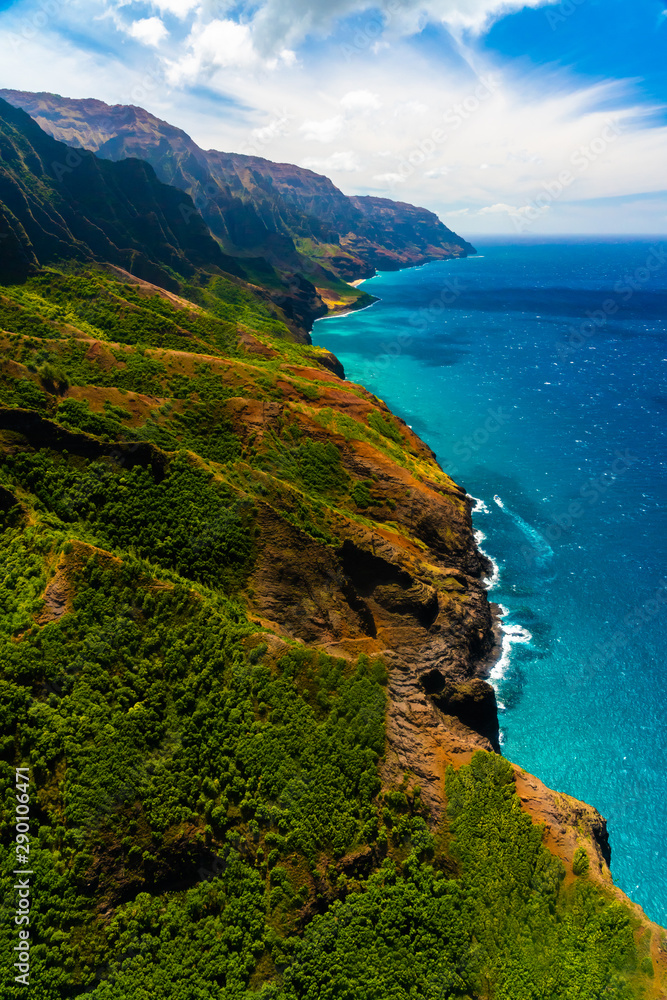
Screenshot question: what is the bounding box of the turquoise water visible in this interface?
[313,239,667,925]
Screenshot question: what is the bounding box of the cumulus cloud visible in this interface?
[302,150,361,172]
[248,0,555,55]
[109,1,555,96]
[477,202,548,217]
[165,18,297,83]
[373,171,408,184]
[477,202,521,215]
[128,16,168,46]
[339,90,381,113]
[147,0,199,15]
[394,100,429,118]
[1,0,666,234]
[299,116,344,142]
[165,16,298,84]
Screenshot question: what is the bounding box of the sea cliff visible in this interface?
[0,89,475,332]
[0,95,664,998]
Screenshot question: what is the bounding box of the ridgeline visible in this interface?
[0,95,664,999]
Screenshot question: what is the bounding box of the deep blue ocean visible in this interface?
[313,238,667,925]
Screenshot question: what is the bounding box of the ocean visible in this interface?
[313,238,667,925]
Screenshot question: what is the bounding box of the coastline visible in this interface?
[312,262,533,745]
[319,251,475,326]
[316,267,521,765]
[4,80,666,989]
[310,256,667,942]
[315,295,379,322]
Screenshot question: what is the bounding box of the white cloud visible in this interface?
[128,16,168,46]
[444,208,469,216]
[419,0,552,34]
[299,115,344,142]
[166,20,256,83]
[166,17,296,84]
[477,202,520,215]
[339,89,381,113]
[302,150,361,172]
[477,202,548,217]
[394,100,429,117]
[251,114,293,144]
[147,0,199,16]
[1,0,667,234]
[506,148,544,164]
[373,171,408,184]
[248,0,555,55]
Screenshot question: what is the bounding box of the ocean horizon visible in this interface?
[313,237,667,925]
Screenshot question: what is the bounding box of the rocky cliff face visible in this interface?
[0,98,241,286]
[0,97,332,340]
[0,90,475,288]
[0,99,664,996]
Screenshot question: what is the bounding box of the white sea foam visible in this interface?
[475,536,501,590]
[483,556,500,590]
[471,498,500,588]
[471,497,532,706]
[469,494,490,515]
[493,494,553,567]
[488,606,533,703]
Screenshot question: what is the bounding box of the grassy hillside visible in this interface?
[0,264,664,999]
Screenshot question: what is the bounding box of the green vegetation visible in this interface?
[0,264,659,999]
[573,846,591,876]
[279,754,640,1000]
[261,431,349,501]
[0,535,387,997]
[368,409,403,445]
[0,270,281,354]
[350,479,375,509]
[3,450,256,591]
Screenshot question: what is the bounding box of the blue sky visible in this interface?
[0,0,665,234]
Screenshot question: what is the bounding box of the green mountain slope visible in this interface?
[0,102,665,1000]
[0,89,475,290]
[0,97,360,339]
[0,99,244,285]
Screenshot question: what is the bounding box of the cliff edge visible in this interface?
[0,98,664,999]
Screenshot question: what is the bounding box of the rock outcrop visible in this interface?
[1,94,664,993]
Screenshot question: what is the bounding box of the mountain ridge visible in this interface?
[0,95,664,999]
[0,95,345,346]
[0,88,475,292]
